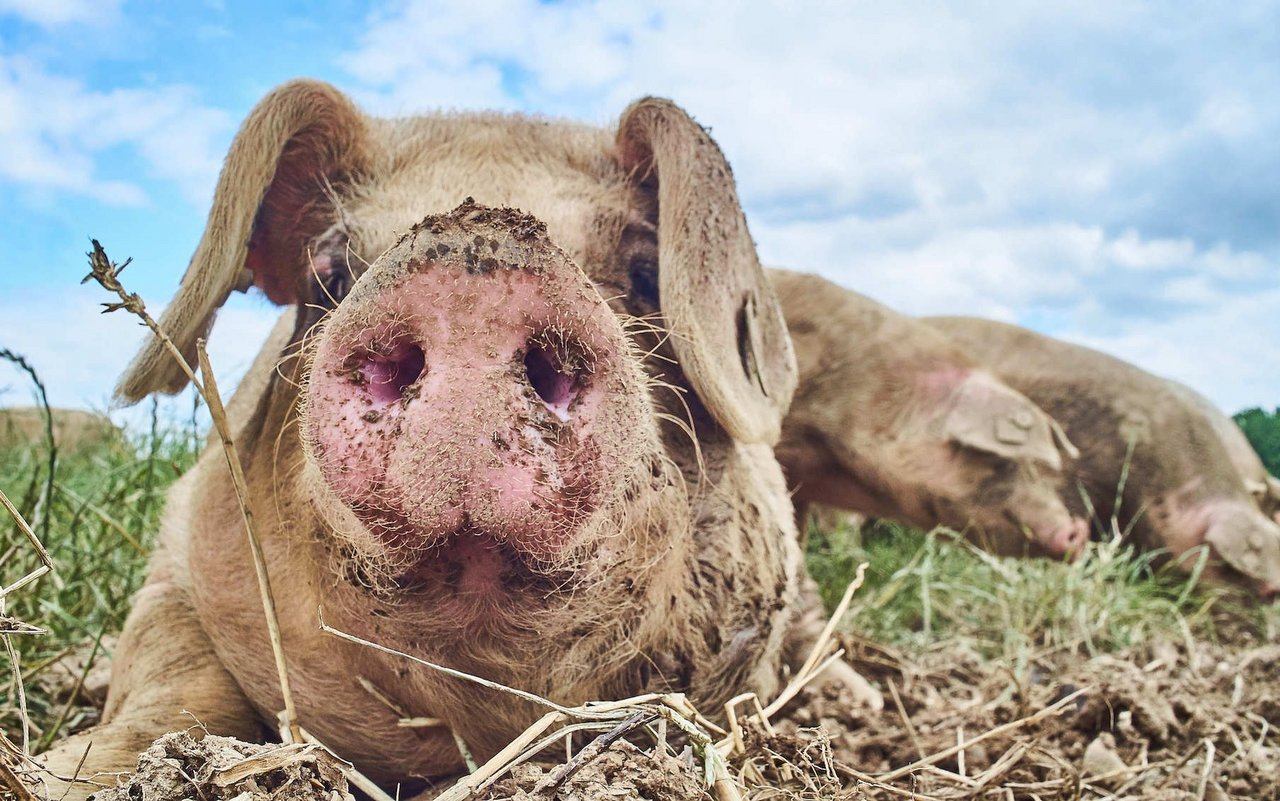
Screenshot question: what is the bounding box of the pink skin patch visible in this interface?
[305,247,637,589]
[918,366,973,401]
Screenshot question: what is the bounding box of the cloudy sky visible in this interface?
[1,0,1277,429]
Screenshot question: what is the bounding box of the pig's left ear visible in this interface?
[1205,513,1280,585]
[943,377,1078,470]
[616,98,797,444]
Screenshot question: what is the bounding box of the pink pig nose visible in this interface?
[303,206,645,562]
[1044,517,1090,560]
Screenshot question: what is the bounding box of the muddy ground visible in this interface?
[13,623,1278,801]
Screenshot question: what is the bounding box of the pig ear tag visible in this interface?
[1245,479,1268,501]
[994,409,1034,446]
[739,291,770,398]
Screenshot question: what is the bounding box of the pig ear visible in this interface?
[115,79,370,404]
[943,376,1073,470]
[1205,513,1280,584]
[1246,478,1269,501]
[616,98,797,444]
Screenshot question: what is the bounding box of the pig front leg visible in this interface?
[34,574,261,801]
[783,574,884,711]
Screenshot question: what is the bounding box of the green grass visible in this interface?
[807,516,1279,664]
[1,419,200,750]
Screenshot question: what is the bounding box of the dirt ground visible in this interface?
[469,631,1280,800]
[15,621,1278,801]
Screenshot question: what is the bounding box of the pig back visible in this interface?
[925,316,1248,542]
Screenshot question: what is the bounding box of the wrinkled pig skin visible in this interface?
[36,81,852,798]
[769,270,1088,560]
[927,316,1280,600]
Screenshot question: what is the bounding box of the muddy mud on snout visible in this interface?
[302,200,656,609]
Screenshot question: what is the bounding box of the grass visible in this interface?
[1,413,201,749]
[807,515,1279,665]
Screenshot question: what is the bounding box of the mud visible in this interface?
[30,633,1280,800]
[782,634,1280,799]
[90,732,353,801]
[481,742,707,800]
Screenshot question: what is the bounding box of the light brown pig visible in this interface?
[927,316,1280,600]
[0,407,121,454]
[37,81,867,798]
[770,270,1088,559]
[1162,381,1280,523]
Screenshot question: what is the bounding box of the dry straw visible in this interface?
[83,240,300,743]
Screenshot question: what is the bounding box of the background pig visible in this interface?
[927,316,1280,600]
[0,407,121,455]
[37,81,861,798]
[770,270,1088,559]
[1162,380,1280,523]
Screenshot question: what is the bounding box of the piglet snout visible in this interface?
[304,204,647,564]
[1043,517,1091,561]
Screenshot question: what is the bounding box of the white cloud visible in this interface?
[339,0,1279,229]
[0,56,231,207]
[0,0,121,27]
[1066,287,1280,414]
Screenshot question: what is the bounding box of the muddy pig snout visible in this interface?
[304,206,649,562]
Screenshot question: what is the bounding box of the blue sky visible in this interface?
[1,0,1277,429]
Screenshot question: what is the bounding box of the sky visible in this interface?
[0,0,1277,432]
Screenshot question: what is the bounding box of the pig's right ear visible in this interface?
[115,80,370,404]
[943,377,1076,471]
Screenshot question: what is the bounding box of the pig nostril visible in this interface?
[358,343,426,406]
[524,344,578,421]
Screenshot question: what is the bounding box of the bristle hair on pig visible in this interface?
[37,80,875,799]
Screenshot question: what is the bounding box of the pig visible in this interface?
[925,316,1280,600]
[0,407,121,455]
[36,81,869,799]
[1161,381,1280,524]
[768,270,1089,559]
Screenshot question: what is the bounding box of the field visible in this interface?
[2,419,1279,800]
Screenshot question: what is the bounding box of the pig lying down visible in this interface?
[770,270,1089,560]
[40,81,865,797]
[1162,380,1280,526]
[927,316,1280,601]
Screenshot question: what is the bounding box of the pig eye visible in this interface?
[315,268,353,310]
[629,256,659,306]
